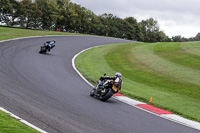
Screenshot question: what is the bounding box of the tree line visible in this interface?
[0,0,199,42]
[172,33,200,42]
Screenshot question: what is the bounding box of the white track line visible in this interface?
[0,107,48,133]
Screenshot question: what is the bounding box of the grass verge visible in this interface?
[0,110,40,133]
[75,42,200,122]
[0,26,82,41]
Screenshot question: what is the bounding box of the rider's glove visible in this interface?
[100,77,104,80]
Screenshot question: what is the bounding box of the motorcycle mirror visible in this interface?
[104,73,106,76]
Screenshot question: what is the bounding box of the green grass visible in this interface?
[0,110,40,133]
[0,26,82,41]
[75,42,200,122]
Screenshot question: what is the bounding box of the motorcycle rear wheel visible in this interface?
[99,89,113,101]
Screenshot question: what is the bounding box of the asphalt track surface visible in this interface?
[0,36,199,133]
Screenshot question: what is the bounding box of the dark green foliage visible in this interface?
[0,0,19,26]
[125,17,144,41]
[0,0,182,42]
[195,33,200,41]
[139,18,169,42]
[172,33,200,42]
[35,0,58,30]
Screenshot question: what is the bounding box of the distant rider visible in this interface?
[100,72,122,93]
[44,40,56,51]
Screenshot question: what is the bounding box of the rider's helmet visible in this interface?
[115,72,122,77]
[53,40,56,43]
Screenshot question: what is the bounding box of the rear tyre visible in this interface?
[99,89,113,101]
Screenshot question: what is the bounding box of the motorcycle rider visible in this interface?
[44,40,56,51]
[99,72,122,93]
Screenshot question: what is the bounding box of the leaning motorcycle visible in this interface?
[90,74,119,101]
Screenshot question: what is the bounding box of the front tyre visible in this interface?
[99,89,113,101]
[39,46,47,54]
[90,88,95,97]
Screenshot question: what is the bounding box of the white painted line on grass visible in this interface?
[161,114,200,131]
[114,96,145,105]
[72,45,106,88]
[0,107,48,133]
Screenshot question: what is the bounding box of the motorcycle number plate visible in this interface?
[112,85,118,92]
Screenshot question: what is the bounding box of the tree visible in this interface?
[56,0,69,31]
[0,0,20,26]
[83,9,102,35]
[157,31,168,42]
[64,2,79,32]
[73,5,90,33]
[172,35,182,42]
[36,0,59,30]
[139,20,150,42]
[125,17,144,41]
[20,0,33,28]
[29,2,42,29]
[195,33,200,41]
[0,0,11,25]
[99,14,111,36]
[99,14,123,38]
[0,0,173,42]
[139,18,168,42]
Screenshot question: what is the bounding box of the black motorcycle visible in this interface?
[39,44,51,54]
[90,74,119,101]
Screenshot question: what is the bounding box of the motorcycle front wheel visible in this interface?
[39,46,47,54]
[90,88,95,97]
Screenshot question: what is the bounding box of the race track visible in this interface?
[0,36,199,133]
